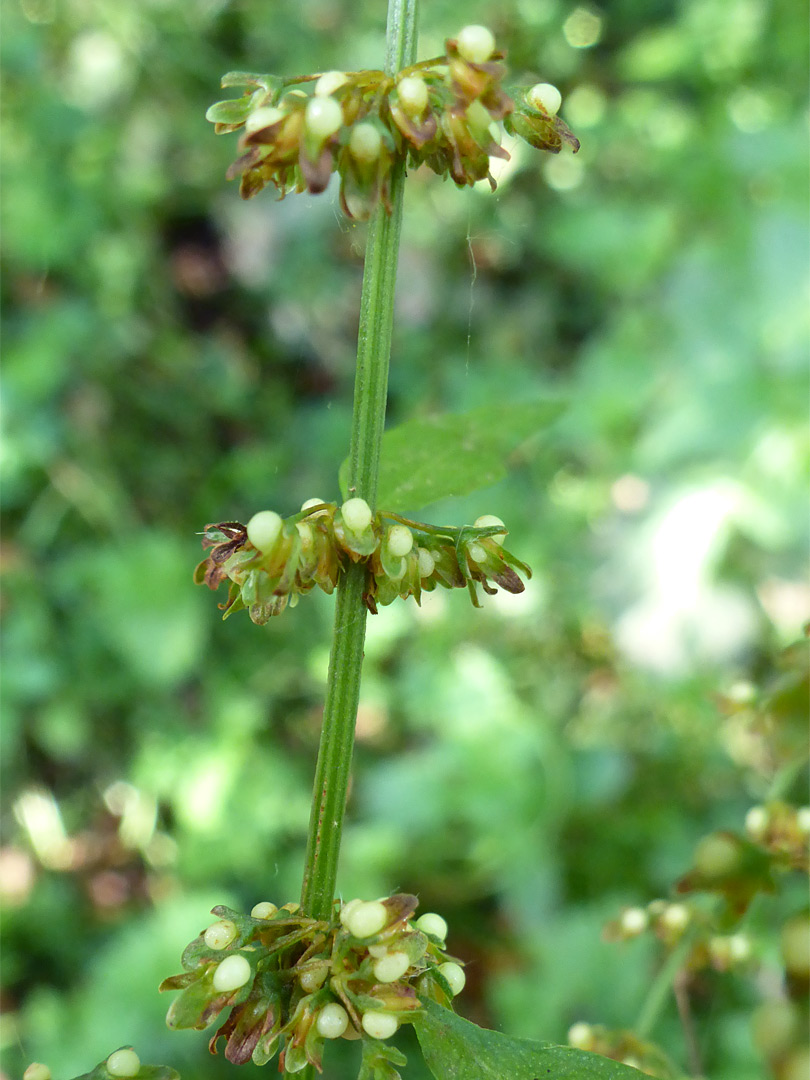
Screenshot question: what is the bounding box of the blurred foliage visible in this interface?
[1,0,808,1078]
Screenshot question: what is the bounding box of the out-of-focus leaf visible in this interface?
[339,398,565,512]
[414,999,640,1080]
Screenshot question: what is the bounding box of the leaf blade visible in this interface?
[414,999,642,1080]
[339,398,564,512]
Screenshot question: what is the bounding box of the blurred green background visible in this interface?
[2,0,808,1077]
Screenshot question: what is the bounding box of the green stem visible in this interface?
[299,0,418,923]
[634,930,696,1039]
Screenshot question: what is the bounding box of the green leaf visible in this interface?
[205,98,251,126]
[339,399,564,513]
[413,999,641,1080]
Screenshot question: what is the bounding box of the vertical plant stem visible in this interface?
[300,0,419,923]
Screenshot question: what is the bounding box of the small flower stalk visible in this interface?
[160,895,463,1071]
[196,502,531,623]
[205,26,579,219]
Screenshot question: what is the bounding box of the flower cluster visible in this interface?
[206,24,579,219]
[160,894,463,1073]
[195,498,531,624]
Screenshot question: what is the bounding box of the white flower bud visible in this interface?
[527,82,562,116]
[245,106,284,136]
[397,75,429,116]
[437,961,466,996]
[247,510,283,553]
[728,933,752,963]
[797,807,810,834]
[467,542,487,564]
[339,897,363,928]
[204,919,238,950]
[305,96,343,139]
[106,1049,141,1078]
[213,953,252,992]
[281,901,300,912]
[250,901,278,919]
[373,950,411,983]
[417,547,435,577]
[316,1002,350,1038]
[314,70,348,97]
[386,524,414,557]
[301,497,327,515]
[620,907,649,936]
[661,903,690,933]
[567,1022,593,1049]
[349,122,383,163]
[23,1066,52,1080]
[745,805,769,839]
[456,24,496,64]
[341,497,373,533]
[415,912,448,941]
[345,899,388,938]
[473,514,505,544]
[299,966,328,992]
[361,1009,399,1040]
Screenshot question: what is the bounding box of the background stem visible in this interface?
[299,0,418,923]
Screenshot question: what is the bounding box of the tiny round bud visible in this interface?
[456,24,496,64]
[345,899,388,938]
[437,961,466,996]
[567,1022,593,1049]
[361,1009,399,1040]
[467,542,487,564]
[106,1049,141,1078]
[373,950,411,983]
[473,515,505,543]
[204,919,238,950]
[213,953,252,992]
[23,1066,51,1080]
[301,497,327,514]
[317,1002,350,1039]
[727,933,752,963]
[415,912,448,941]
[251,901,278,919]
[340,897,363,928]
[620,907,649,936]
[797,807,810,834]
[386,525,414,557]
[299,966,328,992]
[527,82,562,116]
[694,833,741,878]
[621,1057,643,1070]
[305,96,343,139]
[349,122,383,163]
[247,510,283,554]
[397,75,429,116]
[417,547,435,577]
[341,497,373,533]
[281,901,300,912]
[745,805,769,840]
[315,70,348,97]
[661,903,690,933]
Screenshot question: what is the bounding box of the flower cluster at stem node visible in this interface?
[195,501,531,624]
[205,26,579,219]
[160,894,464,1071]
